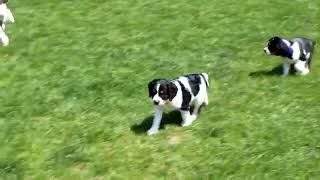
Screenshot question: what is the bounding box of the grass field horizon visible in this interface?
[0,0,320,179]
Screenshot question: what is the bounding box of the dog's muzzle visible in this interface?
[264,47,271,55]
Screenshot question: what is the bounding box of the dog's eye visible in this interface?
[159,91,164,94]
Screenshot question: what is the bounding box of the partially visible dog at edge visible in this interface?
[0,0,14,46]
[147,73,210,135]
[264,36,316,76]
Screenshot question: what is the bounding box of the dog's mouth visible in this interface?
[264,47,271,55]
[158,101,166,106]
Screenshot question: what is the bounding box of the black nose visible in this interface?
[153,101,159,105]
[264,49,266,53]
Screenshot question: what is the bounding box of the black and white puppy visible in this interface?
[264,36,316,76]
[147,73,209,135]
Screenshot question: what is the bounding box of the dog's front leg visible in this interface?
[282,62,291,76]
[180,110,193,127]
[147,106,163,135]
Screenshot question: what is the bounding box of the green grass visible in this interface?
[0,0,320,179]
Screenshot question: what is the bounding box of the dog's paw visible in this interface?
[189,115,197,122]
[147,129,159,135]
[181,120,193,127]
[300,69,309,76]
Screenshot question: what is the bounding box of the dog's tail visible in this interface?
[201,73,209,88]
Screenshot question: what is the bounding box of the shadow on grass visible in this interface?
[249,64,297,77]
[249,64,283,77]
[131,111,182,135]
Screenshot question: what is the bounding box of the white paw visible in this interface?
[189,115,197,121]
[181,120,193,127]
[301,70,309,76]
[147,128,159,135]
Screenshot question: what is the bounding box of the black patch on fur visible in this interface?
[199,74,209,88]
[185,74,201,96]
[177,81,191,111]
[167,82,178,101]
[148,79,161,98]
[158,82,178,101]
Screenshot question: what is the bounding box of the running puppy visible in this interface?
[264,36,316,76]
[147,73,209,135]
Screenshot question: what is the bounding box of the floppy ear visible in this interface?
[148,79,160,97]
[167,82,178,101]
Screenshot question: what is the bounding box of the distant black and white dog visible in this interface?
[264,36,316,76]
[0,0,14,46]
[147,73,209,135]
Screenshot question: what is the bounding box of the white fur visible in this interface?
[0,4,14,24]
[0,3,14,46]
[282,62,291,76]
[0,26,8,46]
[290,42,301,61]
[264,47,271,55]
[147,73,209,135]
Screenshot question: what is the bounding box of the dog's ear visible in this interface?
[167,82,178,101]
[148,79,160,97]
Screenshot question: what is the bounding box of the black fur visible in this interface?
[167,82,178,101]
[185,74,201,96]
[158,82,178,101]
[148,79,161,98]
[177,81,191,111]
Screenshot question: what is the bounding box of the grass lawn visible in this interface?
[0,0,320,179]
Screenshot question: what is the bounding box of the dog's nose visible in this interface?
[263,48,266,53]
[153,100,159,105]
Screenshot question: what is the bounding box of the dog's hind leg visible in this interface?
[294,60,309,75]
[181,110,193,127]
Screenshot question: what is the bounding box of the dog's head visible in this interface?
[264,36,289,56]
[148,79,178,106]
